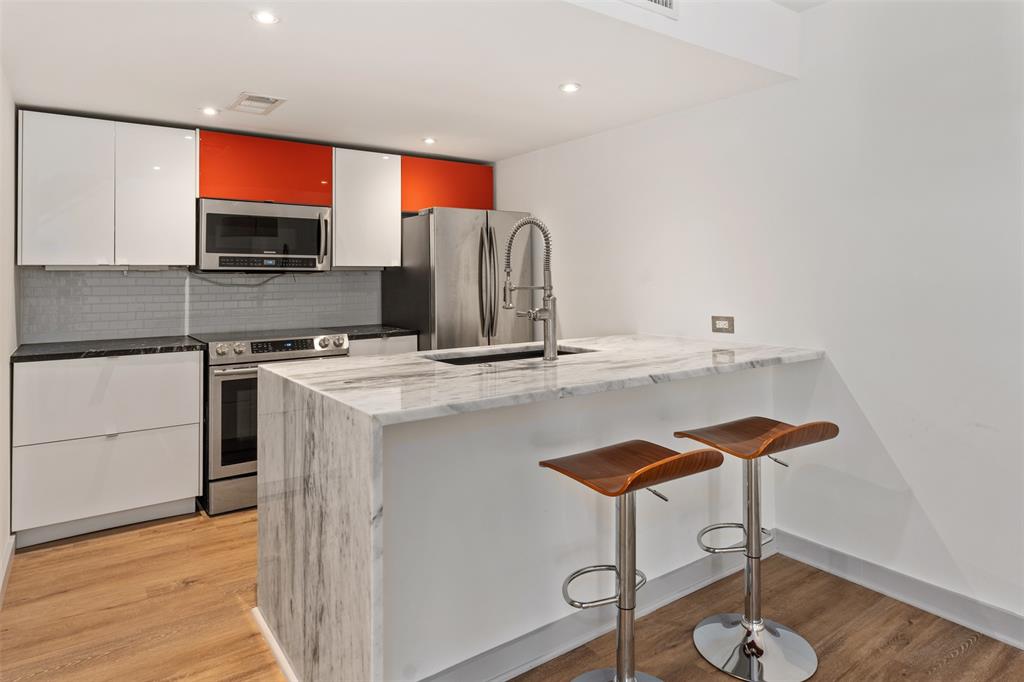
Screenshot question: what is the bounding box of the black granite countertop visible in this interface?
[326,324,418,340]
[12,335,206,363]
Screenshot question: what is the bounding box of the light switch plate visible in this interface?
[712,315,735,334]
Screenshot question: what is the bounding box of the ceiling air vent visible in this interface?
[227,92,287,115]
[623,0,678,19]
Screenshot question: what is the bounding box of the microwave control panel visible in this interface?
[218,256,318,269]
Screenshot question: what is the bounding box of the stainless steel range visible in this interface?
[193,328,350,514]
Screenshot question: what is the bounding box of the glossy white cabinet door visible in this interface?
[383,335,418,354]
[12,423,201,531]
[13,351,202,447]
[348,338,385,356]
[115,122,197,265]
[18,111,115,265]
[348,336,417,356]
[333,148,401,267]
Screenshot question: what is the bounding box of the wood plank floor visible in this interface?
[0,510,282,682]
[514,556,1024,682]
[1,510,1021,681]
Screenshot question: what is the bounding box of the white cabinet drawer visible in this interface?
[348,335,417,357]
[12,423,201,531]
[383,335,417,354]
[348,338,385,356]
[13,351,202,447]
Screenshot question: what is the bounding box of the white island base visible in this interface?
[255,335,824,681]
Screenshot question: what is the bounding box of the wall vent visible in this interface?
[227,92,287,115]
[623,0,678,19]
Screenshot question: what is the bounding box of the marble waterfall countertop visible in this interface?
[257,334,825,681]
[261,334,824,426]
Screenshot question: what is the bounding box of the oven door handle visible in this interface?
[212,367,259,377]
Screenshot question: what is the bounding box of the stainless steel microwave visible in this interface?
[197,198,332,272]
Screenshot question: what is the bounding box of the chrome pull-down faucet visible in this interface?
[502,217,557,361]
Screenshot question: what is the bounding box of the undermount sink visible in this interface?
[427,346,595,366]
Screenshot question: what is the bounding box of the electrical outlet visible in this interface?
[712,315,735,334]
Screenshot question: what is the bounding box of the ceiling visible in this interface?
[2,1,790,161]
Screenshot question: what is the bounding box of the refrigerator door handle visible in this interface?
[478,226,491,339]
[488,223,499,338]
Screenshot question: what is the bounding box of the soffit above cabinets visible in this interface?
[3,0,798,161]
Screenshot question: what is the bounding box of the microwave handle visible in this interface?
[319,215,328,265]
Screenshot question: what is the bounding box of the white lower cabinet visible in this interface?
[12,351,202,543]
[12,424,200,532]
[349,335,418,356]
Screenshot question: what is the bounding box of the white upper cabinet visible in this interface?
[18,111,197,267]
[19,111,116,265]
[333,148,401,267]
[114,122,197,265]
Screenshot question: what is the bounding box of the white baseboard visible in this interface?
[774,529,1024,651]
[14,498,197,548]
[425,544,774,682]
[0,534,15,609]
[252,607,300,682]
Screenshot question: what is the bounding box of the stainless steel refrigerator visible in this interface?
[382,207,535,351]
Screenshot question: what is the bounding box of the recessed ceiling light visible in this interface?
[184,134,194,140]
[381,155,390,160]
[202,107,218,116]
[559,82,582,94]
[320,180,328,184]
[252,10,279,24]
[423,137,436,145]
[152,166,161,171]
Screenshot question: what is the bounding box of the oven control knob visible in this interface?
[233,343,246,355]
[332,336,346,348]
[318,337,331,349]
[215,343,228,356]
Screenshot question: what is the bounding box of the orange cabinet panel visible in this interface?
[401,156,493,212]
[199,131,332,206]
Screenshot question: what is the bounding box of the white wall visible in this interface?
[0,1,15,595]
[497,0,1023,617]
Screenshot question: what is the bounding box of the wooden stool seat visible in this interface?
[540,440,724,497]
[674,416,839,459]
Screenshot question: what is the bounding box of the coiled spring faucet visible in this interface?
[502,217,557,361]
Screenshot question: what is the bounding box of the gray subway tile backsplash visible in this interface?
[17,268,382,343]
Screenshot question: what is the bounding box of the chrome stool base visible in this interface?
[693,613,818,682]
[571,668,662,682]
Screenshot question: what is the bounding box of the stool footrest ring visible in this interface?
[697,522,774,554]
[562,564,647,609]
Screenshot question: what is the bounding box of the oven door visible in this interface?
[199,198,331,271]
[208,365,259,480]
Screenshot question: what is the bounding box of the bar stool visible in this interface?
[540,440,725,682]
[674,416,839,682]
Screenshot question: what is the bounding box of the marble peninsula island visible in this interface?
[255,335,824,682]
